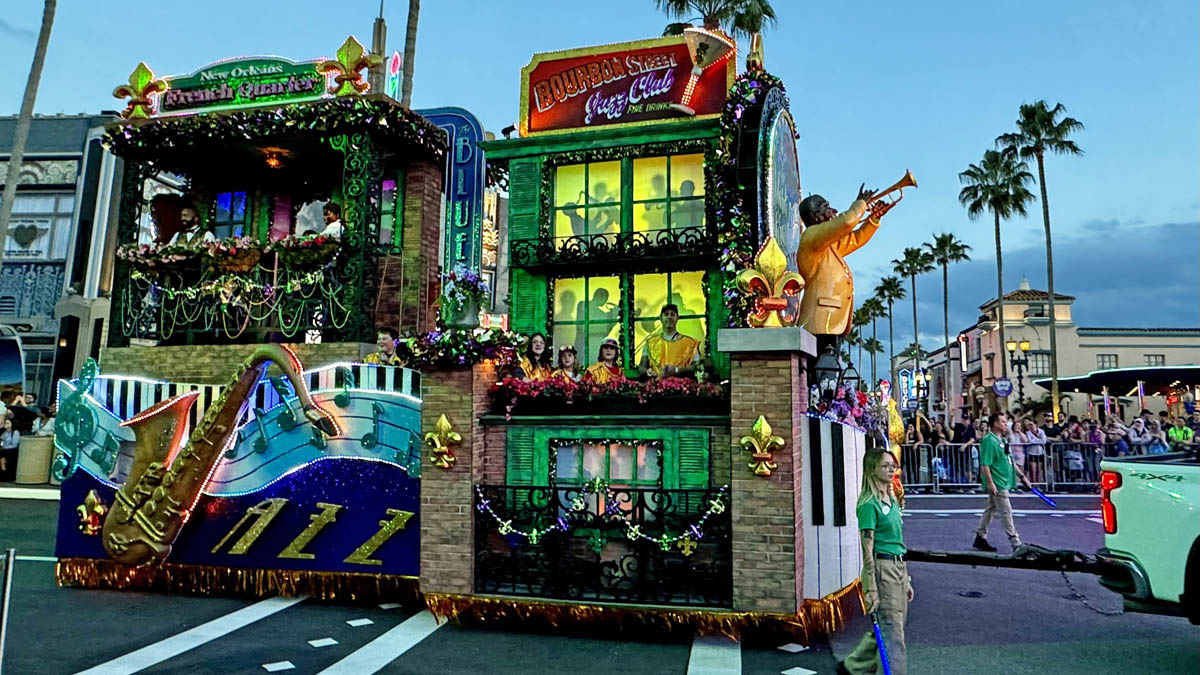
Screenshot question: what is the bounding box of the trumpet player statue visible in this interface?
[796,174,913,335]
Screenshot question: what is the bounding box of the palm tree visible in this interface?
[852,307,871,375]
[874,276,906,387]
[997,101,1084,421]
[924,233,972,365]
[654,0,776,38]
[861,296,886,385]
[958,148,1035,382]
[891,248,935,374]
[0,0,56,267]
[863,337,885,388]
[400,0,420,107]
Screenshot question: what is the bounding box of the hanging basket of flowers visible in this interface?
[203,237,262,274]
[116,242,202,277]
[437,266,489,329]
[268,234,341,269]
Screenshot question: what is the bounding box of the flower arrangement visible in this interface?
[489,375,728,418]
[203,236,261,273]
[267,233,340,268]
[812,386,879,431]
[437,266,489,320]
[116,241,202,270]
[393,327,523,371]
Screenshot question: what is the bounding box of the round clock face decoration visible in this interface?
[766,109,802,269]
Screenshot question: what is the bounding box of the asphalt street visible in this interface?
[0,493,1195,674]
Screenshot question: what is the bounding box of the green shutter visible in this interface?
[705,268,729,378]
[507,157,542,243]
[677,429,711,489]
[510,269,548,335]
[506,427,536,485]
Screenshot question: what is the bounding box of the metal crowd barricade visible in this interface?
[929,442,979,493]
[898,441,1114,494]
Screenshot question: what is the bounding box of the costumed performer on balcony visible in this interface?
[318,202,343,239]
[552,344,582,382]
[796,185,890,336]
[637,303,700,379]
[585,337,624,384]
[364,327,402,366]
[837,448,913,675]
[516,333,553,381]
[167,203,216,246]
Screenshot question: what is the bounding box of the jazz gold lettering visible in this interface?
[211,498,289,554]
[277,502,343,559]
[343,509,414,566]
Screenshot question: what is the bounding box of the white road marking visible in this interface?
[15,555,57,562]
[687,635,741,674]
[776,642,808,653]
[780,667,818,675]
[1086,516,1104,524]
[309,638,338,648]
[346,618,374,627]
[262,662,295,672]
[378,602,401,610]
[317,610,442,675]
[0,487,59,500]
[74,596,305,675]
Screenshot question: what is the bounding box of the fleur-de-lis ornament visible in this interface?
[734,237,805,327]
[677,536,699,556]
[425,414,461,469]
[76,490,108,535]
[113,62,166,120]
[741,415,785,476]
[318,36,383,97]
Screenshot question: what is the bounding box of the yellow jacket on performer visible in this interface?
[364,351,402,366]
[585,362,624,384]
[642,332,701,377]
[518,356,552,382]
[796,199,879,335]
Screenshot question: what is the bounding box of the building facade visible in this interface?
[0,114,122,403]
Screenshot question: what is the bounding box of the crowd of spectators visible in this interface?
[0,392,57,482]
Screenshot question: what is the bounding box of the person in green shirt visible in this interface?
[838,448,913,675]
[973,412,1032,553]
[1167,416,1195,449]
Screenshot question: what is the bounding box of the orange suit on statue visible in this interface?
[795,197,881,335]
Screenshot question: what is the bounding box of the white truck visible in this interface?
[1096,450,1200,623]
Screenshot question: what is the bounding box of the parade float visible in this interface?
[52,28,894,644]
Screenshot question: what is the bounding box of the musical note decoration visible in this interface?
[334,366,357,408]
[52,358,100,481]
[734,237,804,327]
[425,414,461,470]
[361,402,385,449]
[741,415,784,477]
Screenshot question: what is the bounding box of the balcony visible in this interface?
[474,483,732,607]
[511,226,713,273]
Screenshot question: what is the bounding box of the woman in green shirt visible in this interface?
[838,448,914,675]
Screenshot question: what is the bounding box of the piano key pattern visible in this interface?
[801,415,867,601]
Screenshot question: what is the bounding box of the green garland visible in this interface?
[104,96,446,165]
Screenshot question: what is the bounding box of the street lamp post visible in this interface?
[914,368,930,413]
[1006,337,1031,405]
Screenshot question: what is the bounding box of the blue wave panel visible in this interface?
[56,457,421,577]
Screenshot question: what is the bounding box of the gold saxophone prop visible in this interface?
[102,344,337,567]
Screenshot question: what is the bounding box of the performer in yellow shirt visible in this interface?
[551,345,582,382]
[517,333,553,381]
[585,338,625,384]
[637,304,701,378]
[364,327,403,365]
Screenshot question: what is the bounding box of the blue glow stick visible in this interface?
[1029,486,1057,507]
[870,612,893,675]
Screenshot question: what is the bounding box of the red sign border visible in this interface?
[518,34,735,137]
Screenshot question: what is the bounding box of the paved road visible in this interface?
[0,494,1195,674]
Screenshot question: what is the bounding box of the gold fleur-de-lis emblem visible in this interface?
[76,489,109,535]
[734,237,805,327]
[677,536,698,556]
[741,415,785,476]
[318,36,383,97]
[425,414,461,469]
[113,62,166,120]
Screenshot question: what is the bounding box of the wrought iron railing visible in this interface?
[474,483,731,607]
[510,227,712,269]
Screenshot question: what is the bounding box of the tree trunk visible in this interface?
[887,303,896,388]
[994,209,1008,384]
[1037,152,1061,420]
[942,263,950,365]
[871,315,879,387]
[400,0,420,107]
[910,275,919,370]
[0,0,57,267]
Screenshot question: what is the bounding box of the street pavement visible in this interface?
[0,493,1195,674]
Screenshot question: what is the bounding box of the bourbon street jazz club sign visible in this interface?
[519,34,735,136]
[153,56,329,117]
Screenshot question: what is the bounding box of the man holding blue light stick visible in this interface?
[973,412,1034,553]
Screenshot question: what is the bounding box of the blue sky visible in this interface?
[2,0,1198,349]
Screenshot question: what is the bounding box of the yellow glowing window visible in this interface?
[552,161,622,244]
[632,271,707,358]
[632,154,705,233]
[552,276,621,365]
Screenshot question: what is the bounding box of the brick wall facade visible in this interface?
[98,342,372,383]
[418,361,494,595]
[379,160,442,336]
[728,351,809,613]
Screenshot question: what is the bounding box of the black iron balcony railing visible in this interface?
[474,482,731,607]
[510,227,712,271]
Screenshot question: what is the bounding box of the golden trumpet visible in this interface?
[859,169,917,223]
